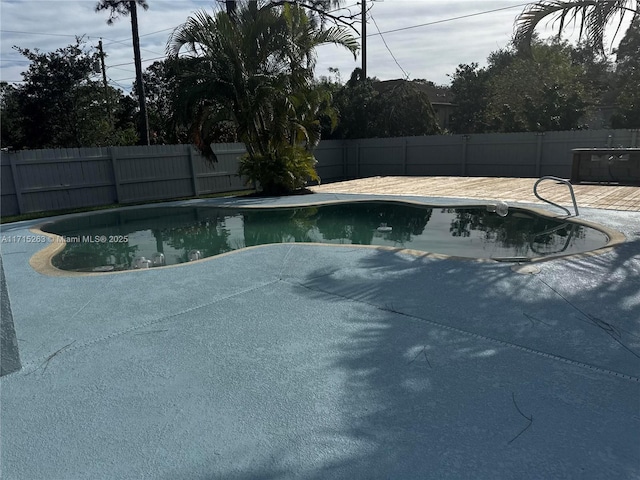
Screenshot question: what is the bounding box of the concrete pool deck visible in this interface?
[1,185,639,479]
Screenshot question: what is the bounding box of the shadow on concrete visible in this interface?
[276,247,640,478]
[552,238,640,320]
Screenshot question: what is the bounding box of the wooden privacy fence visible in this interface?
[322,129,640,179]
[1,144,246,217]
[1,129,638,217]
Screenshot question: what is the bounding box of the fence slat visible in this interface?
[1,129,637,217]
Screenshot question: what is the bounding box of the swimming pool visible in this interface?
[35,201,613,272]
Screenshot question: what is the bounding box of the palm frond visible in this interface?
[514,0,639,54]
[313,26,359,57]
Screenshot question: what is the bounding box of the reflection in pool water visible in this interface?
[41,202,610,272]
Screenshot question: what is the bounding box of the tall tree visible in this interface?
[167,2,357,194]
[611,14,640,127]
[515,1,640,55]
[485,40,592,132]
[1,82,23,149]
[1,40,137,148]
[331,70,441,138]
[95,0,151,145]
[449,39,606,133]
[330,68,377,138]
[449,63,491,134]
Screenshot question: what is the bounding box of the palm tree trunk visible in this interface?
[130,1,150,145]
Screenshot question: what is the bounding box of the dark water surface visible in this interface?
[41,202,609,271]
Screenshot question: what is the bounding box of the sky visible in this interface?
[0,0,630,93]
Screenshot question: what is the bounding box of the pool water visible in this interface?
[41,202,610,271]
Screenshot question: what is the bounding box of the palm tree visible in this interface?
[225,1,348,21]
[95,0,151,145]
[515,1,640,54]
[167,2,357,194]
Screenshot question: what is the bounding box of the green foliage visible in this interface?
[167,2,357,194]
[330,69,441,139]
[0,82,23,149]
[488,41,592,132]
[330,69,378,138]
[238,146,320,195]
[95,0,149,24]
[135,58,205,144]
[449,63,490,134]
[514,0,639,56]
[314,79,342,138]
[569,42,614,96]
[374,81,441,137]
[611,14,640,128]
[450,39,608,133]
[511,1,639,128]
[1,39,138,149]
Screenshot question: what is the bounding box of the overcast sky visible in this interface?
[0,0,627,93]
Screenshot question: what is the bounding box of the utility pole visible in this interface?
[129,0,150,146]
[361,0,367,78]
[97,40,112,122]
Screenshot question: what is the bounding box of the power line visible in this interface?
[107,55,165,69]
[101,34,167,57]
[0,29,78,38]
[101,26,177,48]
[1,29,166,58]
[2,3,531,45]
[364,3,528,78]
[366,3,530,38]
[106,75,131,91]
[3,2,535,85]
[108,65,138,73]
[370,13,409,79]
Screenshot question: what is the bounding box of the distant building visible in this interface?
[372,79,457,131]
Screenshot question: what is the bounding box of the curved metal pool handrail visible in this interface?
[533,176,579,217]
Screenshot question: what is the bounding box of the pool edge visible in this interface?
[27,198,627,277]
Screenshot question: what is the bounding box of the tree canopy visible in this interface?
[167,1,358,194]
[611,13,640,127]
[448,37,624,133]
[1,39,137,149]
[94,0,149,24]
[486,41,591,132]
[328,70,441,139]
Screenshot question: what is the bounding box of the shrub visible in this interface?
[239,145,320,195]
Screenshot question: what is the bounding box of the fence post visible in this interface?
[461,135,469,176]
[110,147,122,204]
[402,139,408,175]
[606,133,613,148]
[7,152,25,215]
[188,146,199,197]
[535,132,544,177]
[342,141,347,180]
[356,141,360,178]
[631,129,639,148]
